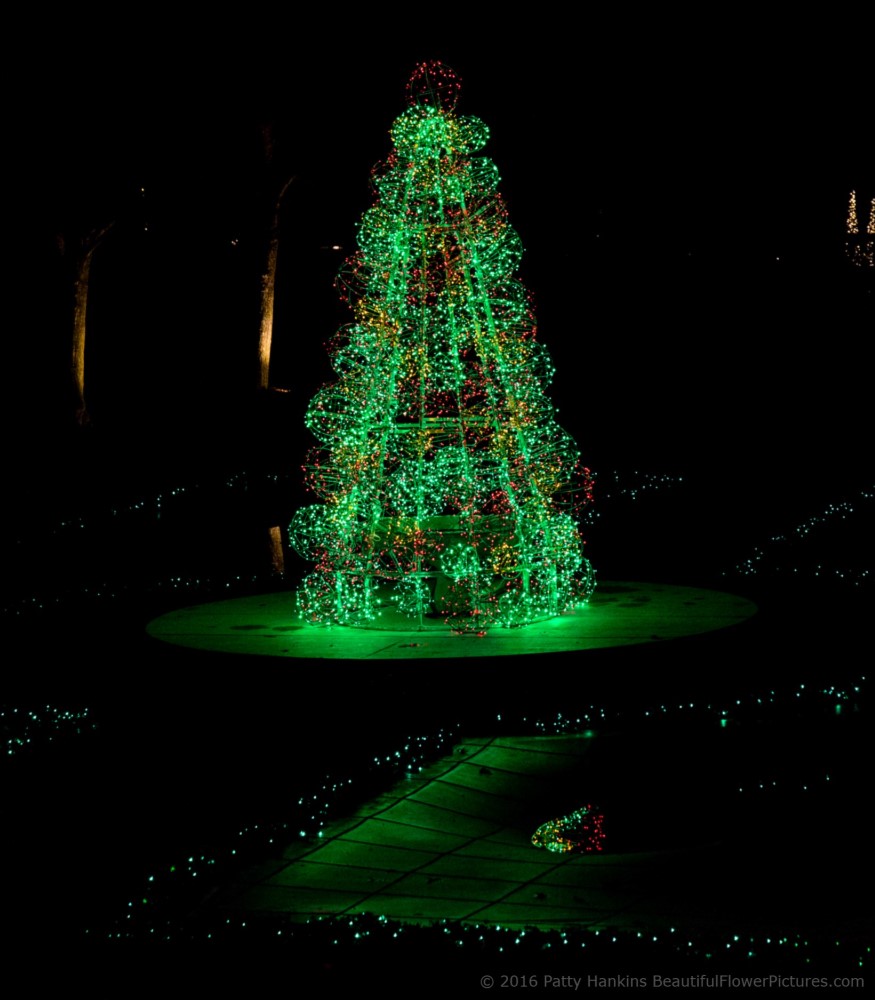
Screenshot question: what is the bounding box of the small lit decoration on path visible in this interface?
[532,804,606,853]
[290,62,594,631]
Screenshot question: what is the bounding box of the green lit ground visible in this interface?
[142,581,872,940]
[216,732,862,934]
[146,581,756,659]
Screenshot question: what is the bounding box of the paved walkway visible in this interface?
[216,733,868,936]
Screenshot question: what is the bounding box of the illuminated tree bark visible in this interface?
[290,63,594,632]
[257,123,295,390]
[61,221,114,426]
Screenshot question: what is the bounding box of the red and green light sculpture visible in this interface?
[532,805,606,854]
[290,62,594,631]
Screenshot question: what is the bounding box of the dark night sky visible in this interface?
[10,18,873,519]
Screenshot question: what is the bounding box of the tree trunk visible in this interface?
[66,222,114,426]
[268,524,285,575]
[257,175,294,391]
[70,248,93,425]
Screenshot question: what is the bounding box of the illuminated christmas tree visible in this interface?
[290,62,594,631]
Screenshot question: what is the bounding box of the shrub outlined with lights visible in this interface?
[531,804,606,854]
[290,62,594,632]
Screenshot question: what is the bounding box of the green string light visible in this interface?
[291,62,594,632]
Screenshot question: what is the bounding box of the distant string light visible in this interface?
[845,190,874,267]
[1,704,94,756]
[726,486,873,585]
[0,471,293,618]
[847,191,859,234]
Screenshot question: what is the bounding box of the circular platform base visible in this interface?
[146,581,756,660]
